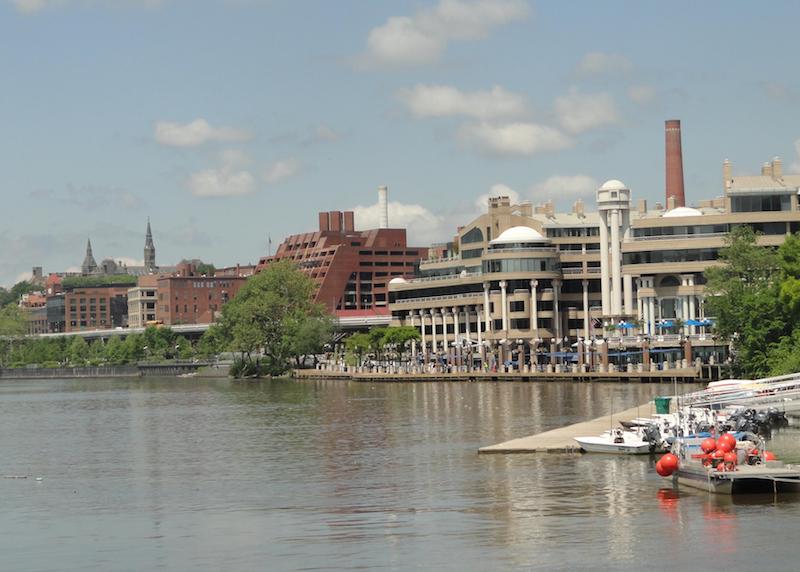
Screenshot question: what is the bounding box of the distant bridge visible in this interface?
[33,314,391,342]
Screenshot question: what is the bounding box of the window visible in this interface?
[510,300,525,312]
[731,194,790,213]
[461,227,484,244]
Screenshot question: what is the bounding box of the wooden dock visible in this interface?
[293,369,699,384]
[478,401,660,454]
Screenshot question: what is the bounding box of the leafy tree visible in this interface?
[0,304,27,367]
[287,314,333,367]
[197,325,227,358]
[216,260,331,376]
[68,336,90,366]
[345,332,371,366]
[104,335,128,364]
[174,335,195,360]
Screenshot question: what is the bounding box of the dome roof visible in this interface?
[599,179,627,191]
[388,277,408,284]
[490,226,547,244]
[663,206,702,218]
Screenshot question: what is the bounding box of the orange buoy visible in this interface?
[660,453,679,472]
[723,451,737,464]
[716,440,733,454]
[701,438,717,453]
[719,433,737,449]
[716,462,726,472]
[712,449,726,459]
[764,451,777,461]
[655,460,673,477]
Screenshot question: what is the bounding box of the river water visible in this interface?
[1,377,799,571]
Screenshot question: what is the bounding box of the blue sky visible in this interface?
[2,0,799,286]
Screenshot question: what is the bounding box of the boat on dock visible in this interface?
[574,425,665,454]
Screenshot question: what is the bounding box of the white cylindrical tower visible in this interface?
[378,185,389,228]
[596,179,631,319]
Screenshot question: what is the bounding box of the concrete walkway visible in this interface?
[478,401,659,454]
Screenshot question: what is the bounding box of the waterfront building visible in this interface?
[127,275,159,328]
[156,262,246,325]
[64,285,130,332]
[256,187,427,315]
[19,292,48,335]
[388,120,800,369]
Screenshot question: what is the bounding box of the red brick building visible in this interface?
[156,272,246,325]
[65,286,130,332]
[256,210,427,315]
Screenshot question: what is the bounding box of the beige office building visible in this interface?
[388,156,800,366]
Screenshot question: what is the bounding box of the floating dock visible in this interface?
[478,401,659,454]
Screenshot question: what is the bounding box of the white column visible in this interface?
[440,308,449,350]
[500,280,508,332]
[483,283,491,333]
[582,279,590,341]
[642,295,649,335]
[599,211,610,316]
[530,279,539,341]
[682,295,690,336]
[553,280,561,341]
[637,281,644,324]
[464,307,471,344]
[610,208,622,316]
[689,295,696,335]
[623,274,633,316]
[420,311,427,356]
[410,312,417,358]
[452,306,460,345]
[476,305,483,347]
[430,310,438,353]
[648,297,656,336]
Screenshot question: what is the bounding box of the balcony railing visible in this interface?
[393,292,484,305]
[630,232,728,242]
[408,272,483,284]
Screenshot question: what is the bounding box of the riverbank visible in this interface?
[0,361,224,380]
[293,368,701,383]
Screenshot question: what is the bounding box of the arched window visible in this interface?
[461,227,484,244]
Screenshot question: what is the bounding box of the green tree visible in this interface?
[104,335,128,364]
[197,325,227,359]
[345,332,371,366]
[705,226,787,377]
[216,260,331,376]
[0,304,27,367]
[174,335,195,360]
[68,336,90,366]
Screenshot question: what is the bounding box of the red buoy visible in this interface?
[764,451,777,461]
[719,433,737,450]
[716,440,733,454]
[701,438,717,453]
[716,462,726,472]
[660,453,679,472]
[712,449,726,459]
[723,451,737,464]
[656,460,673,477]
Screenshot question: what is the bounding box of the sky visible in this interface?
[2,0,800,286]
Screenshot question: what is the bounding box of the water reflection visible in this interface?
[4,377,800,570]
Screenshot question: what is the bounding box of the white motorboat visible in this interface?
[575,427,663,455]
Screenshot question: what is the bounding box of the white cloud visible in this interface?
[185,150,256,198]
[154,118,251,147]
[14,0,48,12]
[263,159,300,185]
[357,0,529,68]
[111,256,145,267]
[627,84,656,104]
[399,84,529,120]
[311,124,340,143]
[459,121,572,156]
[554,88,619,134]
[351,201,445,244]
[474,184,521,212]
[15,270,33,284]
[575,52,633,77]
[530,175,598,203]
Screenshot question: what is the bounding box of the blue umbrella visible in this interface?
[659,320,674,328]
[616,321,635,329]
[685,319,704,326]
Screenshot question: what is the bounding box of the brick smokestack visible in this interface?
[665,119,686,207]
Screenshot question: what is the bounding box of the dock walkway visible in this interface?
[294,369,699,383]
[478,401,658,454]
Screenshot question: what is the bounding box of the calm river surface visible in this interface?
[2,377,800,571]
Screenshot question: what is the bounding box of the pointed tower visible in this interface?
[144,218,156,272]
[82,238,98,275]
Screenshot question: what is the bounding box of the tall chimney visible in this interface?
[378,185,389,228]
[665,119,686,207]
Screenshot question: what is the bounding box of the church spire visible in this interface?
[82,237,98,275]
[144,217,156,272]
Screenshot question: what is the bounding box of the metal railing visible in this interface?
[408,272,483,284]
[630,232,728,242]
[394,292,484,305]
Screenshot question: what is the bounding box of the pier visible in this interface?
[478,400,659,454]
[293,368,700,383]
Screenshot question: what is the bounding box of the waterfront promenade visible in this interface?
[294,368,700,383]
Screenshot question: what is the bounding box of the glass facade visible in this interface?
[483,258,560,273]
